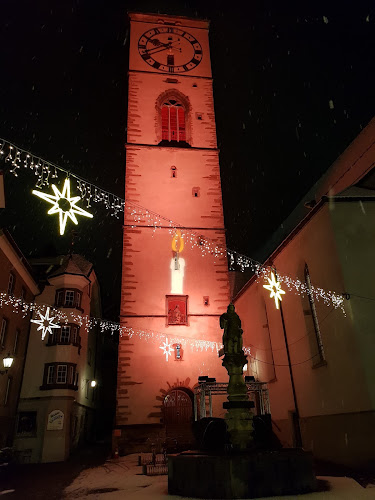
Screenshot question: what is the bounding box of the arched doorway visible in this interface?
[164,388,194,450]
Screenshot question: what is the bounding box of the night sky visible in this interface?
[0,0,374,319]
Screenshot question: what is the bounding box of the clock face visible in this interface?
[138,26,203,73]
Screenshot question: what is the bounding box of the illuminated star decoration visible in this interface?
[30,307,60,340]
[32,178,93,235]
[159,337,174,361]
[263,272,286,310]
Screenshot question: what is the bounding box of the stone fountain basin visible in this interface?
[168,448,317,499]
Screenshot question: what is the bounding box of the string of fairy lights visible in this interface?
[0,292,248,357]
[2,291,355,368]
[0,137,345,311]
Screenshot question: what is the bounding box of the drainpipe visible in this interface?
[279,301,302,447]
[272,267,302,448]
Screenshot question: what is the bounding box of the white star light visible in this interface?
[32,178,93,235]
[31,307,60,340]
[159,337,174,361]
[263,272,286,309]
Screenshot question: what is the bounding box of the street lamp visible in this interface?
[1,353,14,374]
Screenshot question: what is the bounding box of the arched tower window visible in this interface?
[156,90,191,146]
[161,99,186,142]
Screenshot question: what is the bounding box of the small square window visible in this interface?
[56,365,67,384]
[60,326,71,343]
[17,411,37,435]
[192,187,200,198]
[65,290,75,307]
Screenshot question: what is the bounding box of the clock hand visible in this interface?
[145,42,181,55]
[149,38,170,49]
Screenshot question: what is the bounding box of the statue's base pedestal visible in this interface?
[168,448,317,499]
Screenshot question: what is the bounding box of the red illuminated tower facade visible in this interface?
[116,12,230,451]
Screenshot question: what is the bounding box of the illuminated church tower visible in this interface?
[116,12,230,450]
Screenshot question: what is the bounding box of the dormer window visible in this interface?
[55,289,82,309]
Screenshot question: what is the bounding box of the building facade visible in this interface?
[13,254,101,463]
[116,12,230,452]
[234,118,375,467]
[0,229,39,448]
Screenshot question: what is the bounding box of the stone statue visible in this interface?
[220,303,243,354]
[220,304,254,450]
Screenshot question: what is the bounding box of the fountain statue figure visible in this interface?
[220,303,243,355]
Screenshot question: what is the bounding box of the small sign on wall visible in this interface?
[47,410,64,430]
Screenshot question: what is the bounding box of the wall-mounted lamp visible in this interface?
[1,353,14,375]
[90,380,97,388]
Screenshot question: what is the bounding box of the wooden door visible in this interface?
[164,389,194,450]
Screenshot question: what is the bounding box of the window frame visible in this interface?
[55,288,83,311]
[56,364,67,384]
[41,362,78,390]
[0,318,8,346]
[161,101,186,142]
[60,325,71,344]
[16,411,37,436]
[13,328,20,354]
[64,290,75,307]
[47,365,55,385]
[157,91,190,145]
[47,323,81,349]
[7,272,15,296]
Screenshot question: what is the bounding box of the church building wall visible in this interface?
[234,203,375,466]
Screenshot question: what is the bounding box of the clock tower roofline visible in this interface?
[128,11,210,31]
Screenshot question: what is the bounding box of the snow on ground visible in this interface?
[63,454,375,500]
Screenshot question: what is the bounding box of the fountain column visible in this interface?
[220,303,254,450]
